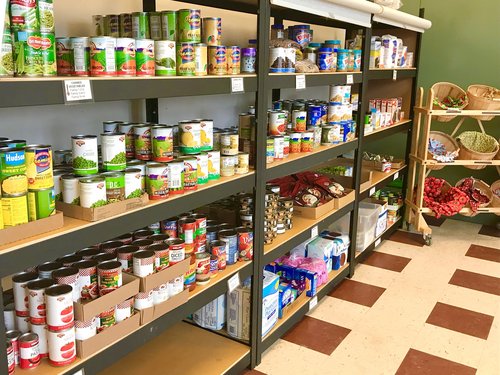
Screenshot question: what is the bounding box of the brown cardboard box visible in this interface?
[139,288,189,325]
[76,313,140,358]
[331,170,373,192]
[0,211,64,246]
[293,199,335,220]
[127,257,190,292]
[74,273,140,321]
[362,159,405,171]
[333,189,356,209]
[56,193,149,222]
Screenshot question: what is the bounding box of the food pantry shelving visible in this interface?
[0,0,430,374]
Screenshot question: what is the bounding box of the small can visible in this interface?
[1,193,28,227]
[148,243,170,271]
[73,260,99,300]
[301,131,314,152]
[202,17,221,46]
[273,136,285,160]
[90,36,117,76]
[177,42,195,76]
[93,253,117,264]
[283,135,290,157]
[27,279,54,325]
[133,250,155,277]
[75,318,97,341]
[134,229,154,240]
[0,34,14,78]
[178,218,197,253]
[161,218,178,238]
[268,110,287,135]
[210,240,227,271]
[27,188,55,221]
[154,40,176,76]
[152,125,174,162]
[101,132,126,171]
[135,38,155,76]
[19,333,40,369]
[45,284,74,331]
[227,46,241,75]
[55,37,73,76]
[219,230,238,265]
[97,261,123,296]
[236,227,253,261]
[241,47,256,73]
[289,132,301,153]
[194,43,208,76]
[149,12,162,40]
[236,152,249,174]
[120,13,133,37]
[178,9,201,43]
[92,15,105,36]
[207,151,220,180]
[124,167,143,199]
[209,255,218,278]
[195,252,211,285]
[102,171,125,203]
[146,162,169,200]
[292,110,307,132]
[266,139,274,164]
[167,238,185,265]
[220,133,239,155]
[132,12,150,39]
[161,10,177,41]
[52,168,65,201]
[115,37,136,76]
[52,267,80,302]
[208,45,227,75]
[117,245,140,272]
[307,105,322,127]
[321,126,335,145]
[47,326,76,366]
[196,153,209,185]
[71,135,98,176]
[133,124,152,160]
[115,298,134,322]
[180,156,198,191]
[220,155,236,177]
[179,121,201,154]
[98,307,116,332]
[103,121,120,133]
[206,225,218,244]
[149,222,162,234]
[134,291,153,310]
[198,119,213,151]
[99,240,123,255]
[79,176,107,208]
[152,284,169,305]
[185,248,196,290]
[309,126,322,148]
[166,160,185,195]
[118,122,135,158]
[12,272,37,316]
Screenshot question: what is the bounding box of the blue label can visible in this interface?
[307,105,322,127]
[219,229,237,265]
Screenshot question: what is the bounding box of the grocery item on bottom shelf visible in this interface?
[192,294,226,330]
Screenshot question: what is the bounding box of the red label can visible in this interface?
[27,279,55,325]
[45,284,74,331]
[167,238,186,265]
[192,213,207,253]
[7,341,15,374]
[161,217,178,238]
[178,218,196,254]
[236,227,254,261]
[6,330,21,365]
[47,327,76,366]
[210,240,227,270]
[97,261,123,296]
[19,333,40,369]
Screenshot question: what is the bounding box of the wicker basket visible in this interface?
[490,180,500,216]
[456,178,493,217]
[457,133,499,170]
[427,131,460,170]
[466,84,500,121]
[431,82,468,122]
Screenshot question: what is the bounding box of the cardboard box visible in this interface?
[76,313,140,358]
[332,170,373,192]
[127,257,190,292]
[0,212,64,246]
[139,288,189,325]
[362,159,405,171]
[293,199,335,220]
[74,273,140,322]
[56,193,149,222]
[333,188,355,209]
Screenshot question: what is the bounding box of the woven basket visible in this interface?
[457,133,499,170]
[427,131,460,170]
[466,84,500,121]
[456,178,493,217]
[431,82,468,122]
[490,180,500,216]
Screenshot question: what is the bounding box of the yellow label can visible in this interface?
[2,193,28,227]
[25,145,54,190]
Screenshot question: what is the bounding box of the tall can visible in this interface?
[241,47,256,73]
[0,146,27,196]
[7,341,15,373]
[119,13,133,37]
[168,239,186,265]
[71,135,98,176]
[177,9,201,43]
[127,160,146,190]
[208,45,227,75]
[207,151,220,180]
[176,42,195,76]
[227,46,241,75]
[102,171,125,202]
[178,121,201,154]
[90,36,117,76]
[92,15,105,36]
[55,37,73,76]
[198,119,213,151]
[202,17,221,46]
[25,144,53,190]
[71,37,90,76]
[27,188,55,221]
[194,42,207,76]
[97,261,122,296]
[47,326,76,366]
[119,122,135,158]
[219,230,238,265]
[101,132,126,171]
[135,39,155,76]
[73,260,98,300]
[115,37,136,76]
[45,284,74,331]
[151,125,174,162]
[39,0,55,33]
[192,213,207,252]
[154,40,176,76]
[61,173,80,205]
[0,33,14,77]
[10,0,39,32]
[196,153,209,185]
[27,279,55,325]
[41,32,57,76]
[12,272,38,317]
[132,12,150,39]
[236,227,253,261]
[79,176,107,208]
[18,333,40,369]
[12,30,43,77]
[161,11,177,41]
[105,14,120,37]
[167,160,184,195]
[179,156,197,191]
[133,124,152,160]
[178,218,197,254]
[124,168,143,199]
[146,162,169,200]
[148,12,162,41]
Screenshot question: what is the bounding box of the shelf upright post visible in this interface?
[0,287,7,374]
[143,0,159,123]
[348,26,372,277]
[270,16,283,103]
[251,0,271,368]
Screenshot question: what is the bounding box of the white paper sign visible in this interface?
[393,172,400,180]
[72,370,85,375]
[64,80,93,102]
[369,187,376,196]
[375,238,382,247]
[309,296,318,310]
[231,77,244,93]
[392,70,398,80]
[346,74,354,84]
[311,225,319,239]
[227,272,241,293]
[296,74,306,90]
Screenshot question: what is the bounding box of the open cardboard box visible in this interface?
[55,193,149,222]
[362,159,405,171]
[333,188,355,209]
[127,257,190,292]
[74,273,140,322]
[317,158,373,192]
[139,288,189,325]
[76,313,140,358]
[0,211,64,246]
[293,199,335,220]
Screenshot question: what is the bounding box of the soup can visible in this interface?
[27,279,55,325]
[45,284,74,331]
[97,261,122,296]
[195,252,211,285]
[18,332,40,369]
[236,227,253,261]
[178,218,196,254]
[147,243,170,271]
[116,245,139,272]
[6,330,21,365]
[167,238,185,265]
[52,267,80,302]
[218,230,238,265]
[75,318,97,341]
[146,163,169,200]
[47,326,76,366]
[12,272,38,317]
[115,298,134,322]
[98,307,116,332]
[73,260,98,300]
[152,284,169,305]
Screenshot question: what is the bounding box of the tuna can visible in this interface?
[168,276,184,296]
[135,38,155,76]
[272,136,285,160]
[73,260,98,300]
[45,284,74,331]
[79,176,107,208]
[196,153,209,185]
[97,261,122,296]
[195,252,211,285]
[220,133,239,155]
[102,172,125,203]
[47,326,76,366]
[90,36,117,76]
[210,240,227,271]
[220,155,236,177]
[115,298,134,322]
[134,291,153,310]
[178,218,196,254]
[0,147,27,196]
[75,318,97,341]
[194,42,208,76]
[55,37,72,76]
[27,188,55,221]
[207,151,220,180]
[115,37,136,76]
[192,213,207,252]
[236,227,253,261]
[12,272,38,317]
[15,315,31,334]
[30,323,48,358]
[98,307,115,332]
[52,267,80,302]
[27,279,55,325]
[202,17,220,46]
[72,135,98,176]
[61,174,80,205]
[292,110,307,132]
[178,9,201,43]
[167,238,185,265]
[132,12,150,39]
[18,332,40,369]
[179,121,201,154]
[151,125,174,162]
[307,105,322,127]
[120,13,132,37]
[154,40,176,76]
[268,110,287,135]
[37,262,62,279]
[184,253,196,291]
[180,156,198,191]
[197,119,213,151]
[301,131,314,152]
[161,218,178,237]
[227,46,241,74]
[41,32,57,76]
[124,167,143,199]
[134,124,152,160]
[116,245,139,272]
[101,132,126,171]
[93,253,117,264]
[218,230,238,265]
[7,340,16,372]
[161,10,177,41]
[266,138,274,164]
[208,45,227,75]
[241,47,256,73]
[149,12,162,41]
[152,284,169,305]
[132,250,155,277]
[166,160,184,195]
[177,42,195,76]
[236,152,249,174]
[147,243,170,271]
[146,162,169,200]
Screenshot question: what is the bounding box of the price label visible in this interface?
[227,272,241,293]
[296,74,306,90]
[393,172,400,180]
[369,187,376,196]
[309,296,318,310]
[346,74,354,84]
[311,225,319,239]
[63,80,93,102]
[231,77,245,93]
[72,370,85,375]
[392,70,398,80]
[375,238,381,247]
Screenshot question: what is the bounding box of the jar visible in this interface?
[271,24,285,39]
[303,47,317,64]
[337,49,349,72]
[324,39,341,51]
[348,49,355,72]
[318,48,334,72]
[241,48,256,73]
[353,49,362,72]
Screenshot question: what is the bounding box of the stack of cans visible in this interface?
[264,189,279,245]
[277,197,294,233]
[239,193,253,229]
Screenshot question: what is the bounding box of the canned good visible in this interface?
[47,326,76,366]
[227,46,241,75]
[220,155,236,177]
[103,121,120,133]
[73,260,98,300]
[18,333,40,369]
[154,40,176,76]
[133,250,155,277]
[179,121,201,154]
[134,229,154,240]
[101,133,126,171]
[104,14,120,37]
[124,167,143,199]
[289,132,301,153]
[97,261,122,296]
[198,119,213,151]
[93,253,117,264]
[220,133,238,155]
[195,252,211,285]
[10,0,39,32]
[167,238,185,265]
[194,43,207,76]
[148,12,162,41]
[15,315,30,334]
[6,337,17,370]
[196,153,209,185]
[132,12,150,39]
[4,304,15,332]
[75,318,97,341]
[134,291,153,310]
[151,125,174,162]
[266,139,274,164]
[146,162,169,200]
[29,323,48,359]
[236,227,253,261]
[178,9,201,43]
[115,37,136,76]
[207,151,220,180]
[92,15,105,36]
[27,279,55,325]
[301,131,314,152]
[168,276,184,296]
[148,243,170,271]
[219,230,238,265]
[116,245,139,272]
[152,284,169,305]
[208,45,227,75]
[72,135,98,176]
[79,176,107,208]
[292,110,307,132]
[38,261,62,279]
[90,36,117,76]
[26,187,54,221]
[161,11,177,41]
[41,32,57,76]
[115,298,134,322]
[202,17,220,46]
[98,307,116,332]
[135,38,155,76]
[241,47,256,73]
[2,193,28,226]
[273,136,285,160]
[0,33,14,77]
[179,218,196,254]
[113,232,134,245]
[180,156,198,191]
[45,284,74,331]
[268,110,287,136]
[309,126,322,148]
[120,13,132,37]
[177,42,195,76]
[192,213,207,253]
[134,124,152,160]
[307,105,322,127]
[209,255,218,278]
[52,267,80,302]
[236,152,249,174]
[61,174,80,205]
[101,172,125,203]
[1,147,27,196]
[210,240,227,271]
[12,272,38,317]
[12,30,43,77]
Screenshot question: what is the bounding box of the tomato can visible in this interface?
[210,240,227,271]
[30,324,48,359]
[152,284,169,305]
[195,252,211,285]
[52,267,80,302]
[154,40,176,76]
[97,261,122,296]
[115,298,134,322]
[132,250,155,277]
[179,121,201,154]
[208,45,227,75]
[178,9,201,43]
[152,125,174,162]
[192,213,207,253]
[19,332,40,369]
[71,36,91,76]
[134,291,153,310]
[147,243,170,271]
[79,176,107,208]
[76,247,100,260]
[236,227,254,261]
[57,254,81,268]
[146,162,169,200]
[72,135,98,176]
[194,43,207,76]
[116,245,139,272]
[44,284,74,332]
[12,271,38,317]
[135,38,155,76]
[220,132,239,155]
[6,330,21,365]
[167,238,185,265]
[15,315,31,334]
[7,341,15,373]
[99,240,123,256]
[113,232,133,245]
[177,42,195,76]
[227,46,241,75]
[73,260,98,300]
[268,110,287,136]
[98,307,116,332]
[115,37,136,76]
[93,253,116,264]
[27,279,55,325]
[180,156,198,191]
[207,151,220,181]
[90,36,117,76]
[75,318,97,341]
[133,124,152,160]
[198,119,213,151]
[47,326,76,366]
[219,230,238,265]
[161,218,178,237]
[178,218,196,254]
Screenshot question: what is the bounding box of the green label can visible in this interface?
[179,157,197,191]
[149,12,162,41]
[38,0,54,33]
[56,37,73,76]
[92,15,104,36]
[133,125,152,160]
[146,163,169,200]
[207,151,220,181]
[0,33,14,77]
[118,122,135,158]
[101,132,126,171]
[41,32,56,76]
[10,0,39,32]
[13,30,43,77]
[0,147,27,196]
[115,37,136,76]
[119,13,132,37]
[105,14,120,37]
[196,153,209,185]
[161,11,177,41]
[177,9,201,43]
[124,168,143,199]
[126,160,146,191]
[72,135,98,176]
[154,40,176,76]
[1,193,28,227]
[101,172,125,203]
[132,12,149,39]
[27,188,55,221]
[152,125,174,162]
[176,42,195,76]
[79,177,107,208]
[71,37,90,76]
[199,119,213,151]
[135,39,154,76]
[179,121,201,154]
[90,36,117,76]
